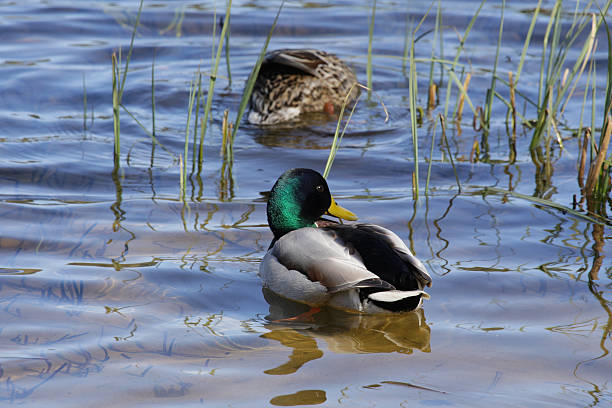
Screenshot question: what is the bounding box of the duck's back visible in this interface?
[248,49,358,124]
[321,223,432,291]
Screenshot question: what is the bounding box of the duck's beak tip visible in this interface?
[328,196,358,221]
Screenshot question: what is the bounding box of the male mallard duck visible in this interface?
[260,168,431,313]
[248,49,359,125]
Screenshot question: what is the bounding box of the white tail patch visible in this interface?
[368,290,429,303]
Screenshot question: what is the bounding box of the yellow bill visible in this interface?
[327,196,358,221]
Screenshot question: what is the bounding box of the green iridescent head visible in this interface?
[266,168,357,239]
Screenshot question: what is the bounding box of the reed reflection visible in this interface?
[260,288,430,376]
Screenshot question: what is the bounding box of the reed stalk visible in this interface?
[198,0,232,169]
[193,72,203,171]
[402,8,410,75]
[323,84,364,179]
[223,13,232,87]
[82,74,87,132]
[484,187,607,226]
[439,115,461,192]
[424,119,437,195]
[578,128,591,188]
[428,0,442,95]
[229,1,284,151]
[428,83,437,111]
[515,0,542,84]
[118,0,144,100]
[151,54,157,139]
[179,155,185,202]
[221,109,229,158]
[483,0,505,129]
[442,0,485,119]
[578,48,596,142]
[111,0,144,167]
[184,74,198,193]
[408,29,420,199]
[456,72,471,121]
[323,83,387,179]
[508,71,516,131]
[367,0,376,99]
[112,53,120,164]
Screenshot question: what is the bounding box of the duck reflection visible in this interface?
[260,288,431,376]
[252,114,338,150]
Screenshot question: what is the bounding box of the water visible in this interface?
[1,0,611,406]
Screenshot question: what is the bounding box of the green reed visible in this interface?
[427,0,442,109]
[424,116,437,195]
[482,0,504,129]
[228,1,284,158]
[192,71,203,172]
[82,74,88,132]
[111,0,144,167]
[198,0,232,170]
[323,83,365,179]
[515,0,542,85]
[405,6,434,198]
[112,52,120,164]
[151,54,157,140]
[439,115,461,192]
[323,84,388,180]
[182,73,199,200]
[408,29,419,199]
[223,13,232,87]
[484,186,607,226]
[442,0,485,120]
[367,0,376,99]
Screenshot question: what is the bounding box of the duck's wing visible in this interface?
[264,227,393,294]
[352,224,432,288]
[262,49,328,77]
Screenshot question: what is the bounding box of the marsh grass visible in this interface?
[103,0,611,217]
[580,13,612,213]
[530,1,611,150]
[420,1,609,214]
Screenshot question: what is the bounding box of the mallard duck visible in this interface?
[248,49,359,125]
[259,168,432,313]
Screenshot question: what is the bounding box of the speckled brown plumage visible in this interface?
[248,49,359,125]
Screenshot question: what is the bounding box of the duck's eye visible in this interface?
[315,185,325,193]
